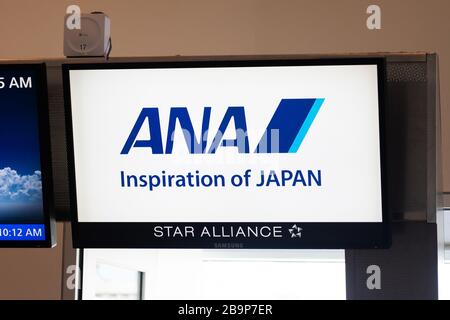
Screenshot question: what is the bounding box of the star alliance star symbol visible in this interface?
[288,224,302,238]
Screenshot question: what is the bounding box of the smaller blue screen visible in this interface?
[0,66,47,242]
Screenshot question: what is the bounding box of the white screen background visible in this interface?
[69,64,382,223]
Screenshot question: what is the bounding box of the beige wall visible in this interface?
[0,223,63,300]
[0,0,449,299]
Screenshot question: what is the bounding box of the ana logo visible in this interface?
[121,98,324,155]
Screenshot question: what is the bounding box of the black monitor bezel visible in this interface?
[0,63,56,248]
[63,57,390,249]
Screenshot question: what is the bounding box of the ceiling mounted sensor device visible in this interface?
[64,12,111,58]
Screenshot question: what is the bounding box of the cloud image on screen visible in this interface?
[0,69,45,224]
[0,168,43,223]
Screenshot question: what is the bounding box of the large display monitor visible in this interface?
[64,58,389,248]
[0,63,55,247]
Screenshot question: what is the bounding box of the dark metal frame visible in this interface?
[63,57,390,249]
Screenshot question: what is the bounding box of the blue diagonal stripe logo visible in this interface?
[255,98,324,153]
